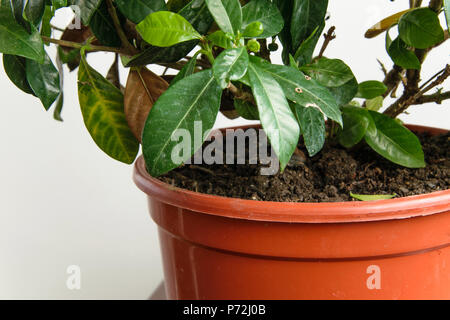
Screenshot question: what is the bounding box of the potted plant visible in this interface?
[1,0,449,299]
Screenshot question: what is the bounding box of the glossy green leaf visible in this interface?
[171,54,198,85]
[3,54,35,95]
[293,23,324,66]
[115,0,166,23]
[300,57,354,88]
[249,56,342,126]
[205,0,242,35]
[338,106,373,148]
[41,5,53,43]
[247,62,300,171]
[234,98,259,120]
[365,96,384,111]
[137,11,201,47]
[69,0,102,25]
[241,0,284,38]
[78,54,139,164]
[290,0,328,51]
[127,0,213,67]
[53,50,64,121]
[89,1,122,47]
[398,8,444,49]
[350,192,397,201]
[294,104,325,156]
[207,30,233,49]
[327,77,359,106]
[364,110,425,168]
[24,0,45,25]
[26,53,60,110]
[213,47,248,89]
[0,7,45,63]
[8,0,30,30]
[142,70,222,176]
[387,36,421,70]
[357,81,387,99]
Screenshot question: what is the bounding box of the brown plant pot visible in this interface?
[133,125,450,300]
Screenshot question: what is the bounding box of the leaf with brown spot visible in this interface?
[124,67,169,141]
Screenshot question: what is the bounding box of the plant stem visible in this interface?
[105,0,138,55]
[41,36,129,54]
[318,26,336,59]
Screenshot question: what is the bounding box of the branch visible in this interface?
[41,36,128,54]
[384,64,450,116]
[318,26,336,59]
[415,91,450,104]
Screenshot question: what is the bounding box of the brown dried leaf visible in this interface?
[124,67,169,141]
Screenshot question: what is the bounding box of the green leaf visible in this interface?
[115,0,166,24]
[205,0,242,35]
[213,47,249,89]
[52,0,68,10]
[350,192,397,201]
[24,0,45,25]
[398,8,444,49]
[327,77,359,106]
[126,0,213,67]
[142,70,222,176]
[300,57,354,88]
[41,5,53,42]
[171,53,198,85]
[294,104,325,157]
[364,110,425,168]
[234,98,259,120]
[0,7,45,63]
[249,56,342,126]
[69,0,102,26]
[78,53,139,164]
[3,54,35,95]
[290,0,328,52]
[136,11,201,47]
[241,0,284,39]
[207,30,233,49]
[338,106,373,148]
[357,81,387,99]
[89,1,123,47]
[26,53,60,110]
[387,36,421,70]
[247,62,300,171]
[167,0,191,12]
[8,0,30,31]
[365,96,384,111]
[293,23,324,66]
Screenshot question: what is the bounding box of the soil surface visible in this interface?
[159,131,450,202]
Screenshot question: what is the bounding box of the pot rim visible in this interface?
[133,124,450,224]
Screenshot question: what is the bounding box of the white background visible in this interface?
[0,0,449,299]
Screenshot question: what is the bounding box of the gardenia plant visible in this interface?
[1,0,449,179]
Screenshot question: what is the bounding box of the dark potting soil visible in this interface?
[159,131,450,202]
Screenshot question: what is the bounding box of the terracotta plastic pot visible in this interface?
[133,125,450,300]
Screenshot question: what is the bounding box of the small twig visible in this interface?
[419,67,447,90]
[377,59,388,77]
[50,24,66,32]
[41,36,129,54]
[415,91,450,105]
[318,26,336,59]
